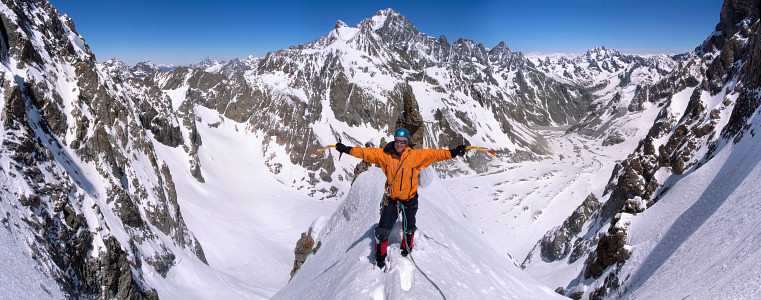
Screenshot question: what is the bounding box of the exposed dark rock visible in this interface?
[2,84,26,127]
[532,194,600,263]
[554,287,566,296]
[330,72,385,128]
[623,196,647,214]
[589,271,622,300]
[722,87,761,143]
[21,38,43,66]
[715,0,760,37]
[628,85,649,112]
[599,161,646,223]
[101,237,158,300]
[673,156,686,175]
[351,140,379,184]
[643,136,656,156]
[643,177,660,201]
[110,188,144,229]
[434,109,467,149]
[145,249,176,278]
[27,81,67,136]
[0,1,208,298]
[18,194,41,207]
[584,224,630,279]
[568,291,584,300]
[290,227,316,279]
[149,116,183,147]
[569,238,591,264]
[395,84,425,148]
[602,133,625,146]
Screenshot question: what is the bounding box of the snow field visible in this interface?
[447,129,622,260]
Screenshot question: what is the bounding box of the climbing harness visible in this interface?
[380,155,408,214]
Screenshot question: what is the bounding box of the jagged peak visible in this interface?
[438,35,449,46]
[365,8,416,33]
[491,41,511,53]
[200,56,218,64]
[453,37,476,46]
[334,20,348,29]
[374,8,403,19]
[583,46,622,60]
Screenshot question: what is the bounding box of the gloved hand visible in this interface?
[335,143,352,154]
[450,144,466,157]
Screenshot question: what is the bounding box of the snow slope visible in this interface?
[0,211,65,300]
[144,107,338,298]
[620,108,761,298]
[275,168,563,299]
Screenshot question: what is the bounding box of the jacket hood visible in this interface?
[383,141,398,157]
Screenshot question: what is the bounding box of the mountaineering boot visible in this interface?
[375,238,388,269]
[401,232,414,257]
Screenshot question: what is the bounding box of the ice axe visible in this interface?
[465,146,497,157]
[310,145,336,158]
[309,139,345,160]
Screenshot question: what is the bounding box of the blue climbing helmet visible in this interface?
[394,128,410,140]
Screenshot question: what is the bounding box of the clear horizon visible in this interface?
[50,0,724,66]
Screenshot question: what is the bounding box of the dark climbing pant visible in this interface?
[374,193,418,243]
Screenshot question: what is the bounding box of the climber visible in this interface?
[335,128,466,269]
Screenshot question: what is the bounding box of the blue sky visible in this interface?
[49,0,724,65]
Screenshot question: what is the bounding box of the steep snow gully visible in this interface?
[275,168,562,299]
[621,113,761,299]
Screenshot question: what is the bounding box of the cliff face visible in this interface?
[1,0,204,298]
[716,0,760,35]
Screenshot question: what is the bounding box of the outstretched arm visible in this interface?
[414,144,465,168]
[336,143,386,165]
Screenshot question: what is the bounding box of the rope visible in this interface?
[401,204,446,300]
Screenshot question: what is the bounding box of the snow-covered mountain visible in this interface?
[140,8,682,200]
[1,0,760,299]
[521,0,761,298]
[529,47,683,145]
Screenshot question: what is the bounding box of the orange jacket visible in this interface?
[349,142,452,201]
